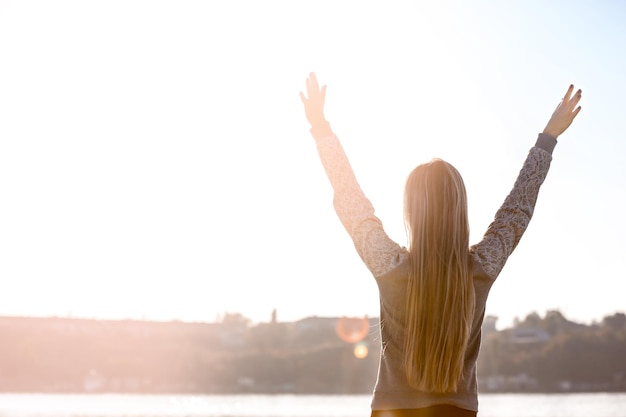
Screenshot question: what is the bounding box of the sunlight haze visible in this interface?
[0,1,624,329]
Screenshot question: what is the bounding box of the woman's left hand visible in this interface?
[543,84,582,139]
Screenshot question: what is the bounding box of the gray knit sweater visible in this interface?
[311,123,556,412]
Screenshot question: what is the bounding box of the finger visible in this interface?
[569,90,582,109]
[310,72,319,93]
[299,91,307,104]
[563,84,574,102]
[320,85,327,105]
[563,89,582,112]
[572,105,582,118]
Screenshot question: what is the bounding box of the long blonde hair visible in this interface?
[402,158,475,393]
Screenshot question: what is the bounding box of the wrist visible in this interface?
[542,126,560,139]
[310,120,332,138]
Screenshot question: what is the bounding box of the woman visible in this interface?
[300,73,582,417]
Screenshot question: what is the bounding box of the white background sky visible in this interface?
[0,1,624,329]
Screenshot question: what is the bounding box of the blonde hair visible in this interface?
[402,158,475,393]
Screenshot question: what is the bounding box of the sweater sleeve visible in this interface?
[311,123,407,278]
[470,133,556,280]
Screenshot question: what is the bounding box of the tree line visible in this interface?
[0,311,624,393]
[478,310,626,392]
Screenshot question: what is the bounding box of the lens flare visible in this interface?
[335,316,369,343]
[353,342,368,359]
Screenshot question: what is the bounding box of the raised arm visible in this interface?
[300,73,405,278]
[471,85,583,280]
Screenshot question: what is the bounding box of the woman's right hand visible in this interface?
[300,72,327,128]
[543,84,582,138]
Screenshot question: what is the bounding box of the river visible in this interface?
[0,393,625,417]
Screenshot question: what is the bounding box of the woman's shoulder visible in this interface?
[374,251,410,283]
[469,251,497,294]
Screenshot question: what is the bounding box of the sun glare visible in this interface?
[353,342,369,359]
[335,316,369,343]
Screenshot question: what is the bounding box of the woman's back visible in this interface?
[300,73,582,416]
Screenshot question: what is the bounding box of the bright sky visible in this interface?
[0,1,624,329]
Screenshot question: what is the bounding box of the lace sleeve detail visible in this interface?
[315,133,407,278]
[470,146,552,280]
